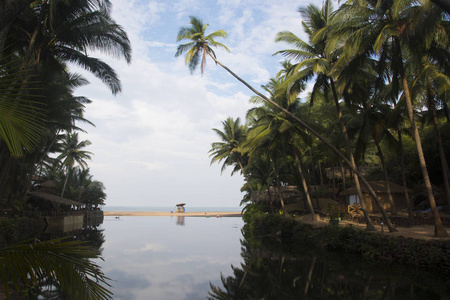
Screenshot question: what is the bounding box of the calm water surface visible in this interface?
[98,216,244,300]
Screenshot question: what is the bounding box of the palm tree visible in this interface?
[335,0,448,236]
[176,16,229,75]
[209,117,249,180]
[274,1,382,230]
[175,16,396,232]
[244,78,317,219]
[57,131,92,197]
[0,56,46,158]
[3,0,129,93]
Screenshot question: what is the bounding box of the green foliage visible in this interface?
[0,238,113,300]
[242,211,450,274]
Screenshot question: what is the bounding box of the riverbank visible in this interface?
[297,213,450,241]
[104,211,242,217]
[243,211,450,275]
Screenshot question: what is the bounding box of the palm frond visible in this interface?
[0,238,113,300]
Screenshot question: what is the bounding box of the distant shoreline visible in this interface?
[104,211,242,217]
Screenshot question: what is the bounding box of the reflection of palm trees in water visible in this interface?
[208,236,449,299]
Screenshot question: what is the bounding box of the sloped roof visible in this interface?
[28,191,84,207]
[340,180,412,196]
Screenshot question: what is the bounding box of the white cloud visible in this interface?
[73,0,317,207]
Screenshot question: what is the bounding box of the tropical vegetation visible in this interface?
[0,0,130,298]
[0,0,130,210]
[176,1,450,237]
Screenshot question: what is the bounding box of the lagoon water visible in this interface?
[91,214,449,300]
[98,216,244,300]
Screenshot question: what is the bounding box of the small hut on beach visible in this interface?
[176,203,186,213]
[340,180,411,213]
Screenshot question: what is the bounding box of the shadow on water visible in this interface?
[209,234,450,299]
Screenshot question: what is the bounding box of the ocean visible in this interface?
[102,205,243,212]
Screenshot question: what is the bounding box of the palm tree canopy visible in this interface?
[209,117,248,175]
[57,132,93,170]
[175,16,230,75]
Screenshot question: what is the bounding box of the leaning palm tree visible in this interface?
[176,16,229,75]
[175,16,397,232]
[57,131,93,197]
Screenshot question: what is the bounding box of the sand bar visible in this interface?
[104,211,242,217]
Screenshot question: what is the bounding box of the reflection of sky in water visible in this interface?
[98,216,244,300]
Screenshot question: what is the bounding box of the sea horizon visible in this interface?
[102,205,243,212]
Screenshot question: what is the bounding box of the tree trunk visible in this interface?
[236,154,254,193]
[428,91,450,207]
[293,147,316,221]
[402,76,448,237]
[375,142,397,214]
[308,148,320,209]
[61,168,70,198]
[318,160,324,186]
[340,161,346,190]
[330,79,377,231]
[206,50,396,231]
[397,127,413,217]
[272,164,287,215]
[332,164,336,201]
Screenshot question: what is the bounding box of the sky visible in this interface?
[73,0,318,208]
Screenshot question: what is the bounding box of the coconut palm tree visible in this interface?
[57,131,92,197]
[244,78,317,219]
[175,16,396,232]
[335,0,448,236]
[274,0,383,230]
[210,117,249,179]
[4,0,130,95]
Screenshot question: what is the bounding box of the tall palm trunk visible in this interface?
[428,90,450,207]
[61,167,70,198]
[293,146,316,221]
[206,48,397,231]
[235,154,253,193]
[375,142,397,214]
[272,164,287,215]
[308,148,321,209]
[330,79,377,230]
[391,99,412,216]
[402,75,448,237]
[397,128,413,216]
[340,162,346,190]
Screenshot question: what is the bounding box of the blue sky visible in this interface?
[73,0,319,208]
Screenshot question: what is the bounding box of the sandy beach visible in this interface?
[104,211,242,217]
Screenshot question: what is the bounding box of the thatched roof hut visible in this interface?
[28,191,85,210]
[340,180,411,213]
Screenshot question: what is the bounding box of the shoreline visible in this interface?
[104,211,242,217]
